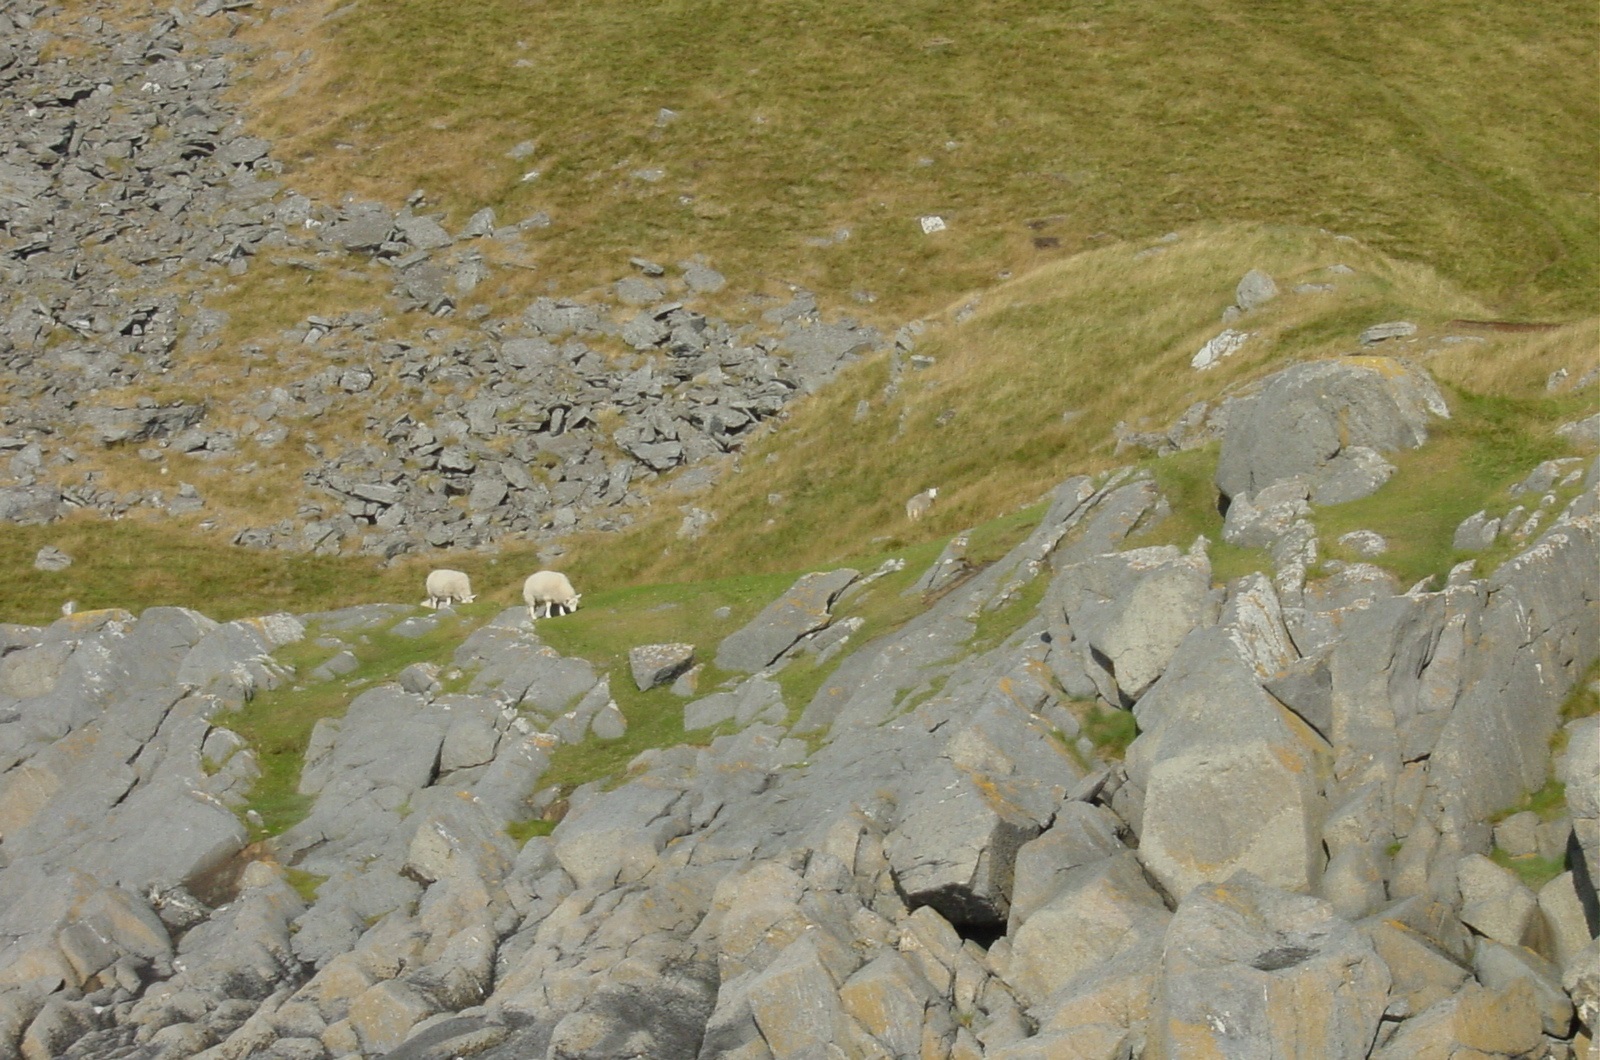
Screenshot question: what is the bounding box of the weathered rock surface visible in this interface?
[1149,874,1391,1058]
[0,447,1596,1059]
[715,568,859,673]
[1215,356,1448,505]
[1,8,1597,1050]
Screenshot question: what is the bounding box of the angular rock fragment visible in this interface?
[1151,874,1391,1058]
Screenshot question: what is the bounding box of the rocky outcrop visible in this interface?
[1216,356,1449,506]
[0,428,1594,1057]
[2,4,1598,1053]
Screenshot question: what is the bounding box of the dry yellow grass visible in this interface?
[559,223,1593,586]
[213,0,1597,325]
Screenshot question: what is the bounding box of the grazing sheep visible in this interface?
[905,487,939,522]
[423,569,475,609]
[524,570,582,620]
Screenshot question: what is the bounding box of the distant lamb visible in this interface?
[422,569,475,609]
[905,487,939,521]
[524,570,582,620]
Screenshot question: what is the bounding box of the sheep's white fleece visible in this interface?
[523,570,581,619]
[424,569,475,609]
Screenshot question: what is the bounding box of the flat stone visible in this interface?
[629,642,696,691]
[1234,269,1278,311]
[1359,320,1417,345]
[33,546,72,572]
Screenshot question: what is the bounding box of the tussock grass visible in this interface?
[1080,702,1140,761]
[560,225,1506,584]
[231,0,1596,321]
[0,516,438,626]
[10,224,1590,631]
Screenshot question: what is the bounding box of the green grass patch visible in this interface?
[1561,659,1600,723]
[523,527,1018,797]
[1317,385,1588,586]
[505,818,557,845]
[1492,775,1569,826]
[225,612,481,840]
[1080,702,1140,760]
[1490,848,1567,892]
[894,673,951,718]
[284,867,328,903]
[526,573,800,796]
[970,575,1050,655]
[0,515,445,626]
[1130,447,1273,584]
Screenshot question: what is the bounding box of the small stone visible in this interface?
[34,546,72,572]
[1234,269,1278,311]
[1191,329,1249,371]
[1359,321,1417,345]
[1336,530,1388,557]
[629,643,696,692]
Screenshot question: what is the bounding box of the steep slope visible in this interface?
[0,356,1595,1056]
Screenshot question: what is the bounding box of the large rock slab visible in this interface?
[1215,357,1448,505]
[1426,512,1600,850]
[549,780,688,889]
[1150,874,1391,1059]
[1008,851,1171,1006]
[175,614,305,702]
[1050,544,1218,704]
[1369,981,1547,1060]
[715,569,859,672]
[883,657,1083,928]
[1124,627,1328,900]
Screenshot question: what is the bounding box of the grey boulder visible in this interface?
[1215,357,1448,505]
[1150,874,1391,1058]
[629,642,696,691]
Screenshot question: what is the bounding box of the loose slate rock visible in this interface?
[1359,320,1418,345]
[629,642,696,691]
[0,485,65,525]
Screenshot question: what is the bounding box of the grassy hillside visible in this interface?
[231,0,1598,321]
[6,2,1596,628]
[4,223,1593,626]
[553,224,1598,586]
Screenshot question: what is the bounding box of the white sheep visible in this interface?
[422,569,475,609]
[524,570,582,620]
[905,487,939,522]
